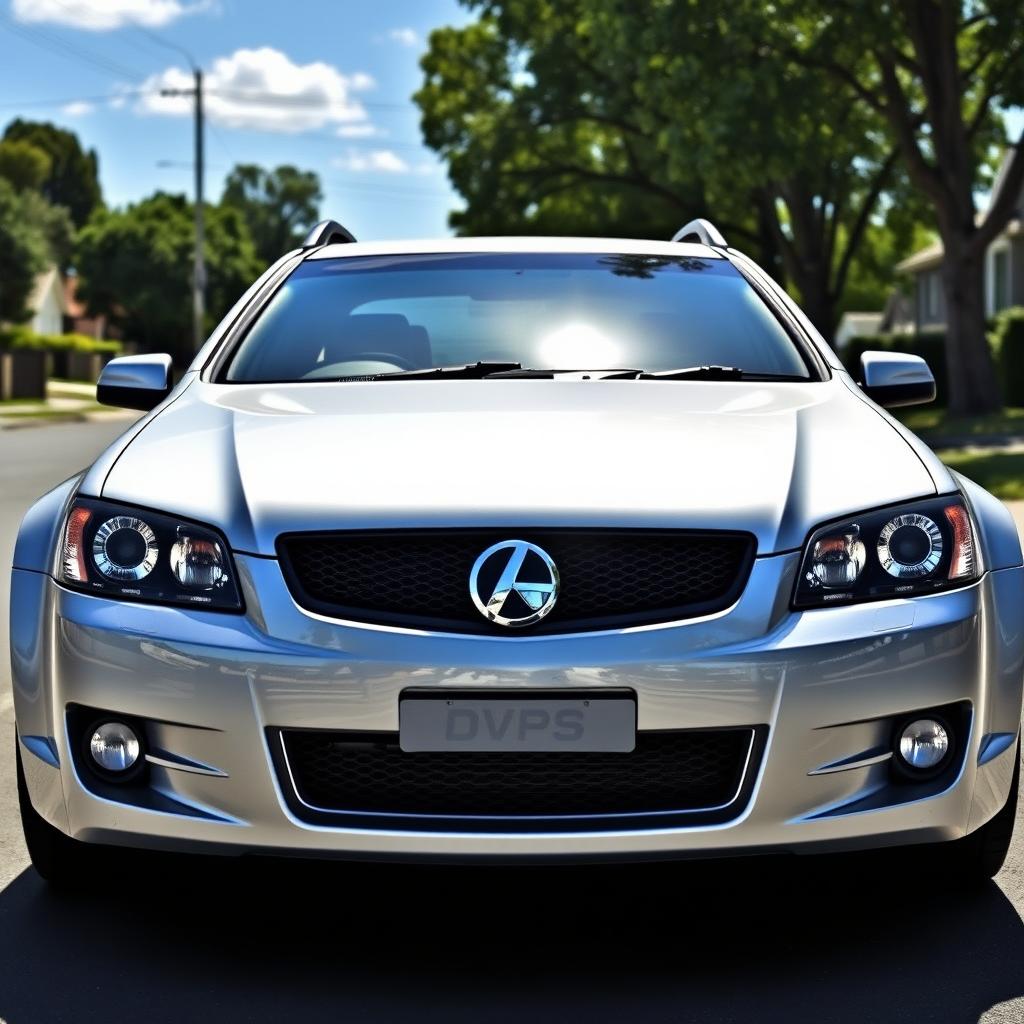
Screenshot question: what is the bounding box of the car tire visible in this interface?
[16,737,91,887]
[938,739,1020,886]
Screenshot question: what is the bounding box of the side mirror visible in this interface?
[859,351,936,409]
[96,354,174,411]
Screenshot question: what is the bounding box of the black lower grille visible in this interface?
[275,727,761,831]
[276,528,755,634]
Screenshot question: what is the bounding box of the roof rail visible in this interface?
[301,219,357,248]
[671,218,727,247]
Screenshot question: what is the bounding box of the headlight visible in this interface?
[59,497,243,611]
[793,495,979,609]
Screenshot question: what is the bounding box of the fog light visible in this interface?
[898,718,950,770]
[89,722,141,773]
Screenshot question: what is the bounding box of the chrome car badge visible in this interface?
[469,540,560,628]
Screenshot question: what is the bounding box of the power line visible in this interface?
[0,11,145,81]
[206,89,411,112]
[0,90,153,111]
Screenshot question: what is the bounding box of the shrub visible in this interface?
[0,330,122,355]
[0,329,124,381]
[995,307,1024,407]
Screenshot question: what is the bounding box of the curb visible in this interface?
[0,410,137,431]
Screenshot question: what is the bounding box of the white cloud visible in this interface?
[137,47,375,134]
[387,27,420,48]
[348,72,375,92]
[12,0,209,30]
[61,100,95,117]
[336,123,378,138]
[333,149,410,174]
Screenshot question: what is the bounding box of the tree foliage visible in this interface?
[0,139,51,192]
[415,0,916,337]
[0,178,51,323]
[769,0,1024,413]
[75,192,261,365]
[221,163,322,266]
[2,118,102,228]
[0,177,73,322]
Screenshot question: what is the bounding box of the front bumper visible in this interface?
[11,551,1024,862]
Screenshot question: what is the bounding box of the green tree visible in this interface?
[75,192,261,366]
[0,139,51,192]
[3,118,102,228]
[221,163,322,266]
[0,178,51,323]
[0,178,73,322]
[415,0,910,338]
[773,0,1024,414]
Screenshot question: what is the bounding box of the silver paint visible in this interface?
[10,234,1024,863]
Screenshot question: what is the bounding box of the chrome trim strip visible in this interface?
[145,749,228,778]
[276,727,758,825]
[808,749,892,776]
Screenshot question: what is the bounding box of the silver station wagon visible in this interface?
[11,218,1022,886]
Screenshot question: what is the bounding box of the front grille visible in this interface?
[274,727,761,831]
[277,528,755,633]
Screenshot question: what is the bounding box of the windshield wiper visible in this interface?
[341,361,523,381]
[483,367,644,379]
[637,364,746,380]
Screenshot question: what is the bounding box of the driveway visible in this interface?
[1,421,1022,1023]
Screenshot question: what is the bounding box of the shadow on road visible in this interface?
[0,851,1021,1022]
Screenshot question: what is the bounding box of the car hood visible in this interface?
[98,376,947,556]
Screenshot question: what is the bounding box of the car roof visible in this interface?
[308,236,724,260]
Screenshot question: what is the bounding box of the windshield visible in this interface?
[224,252,812,383]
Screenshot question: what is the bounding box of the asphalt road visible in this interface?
[2,421,1024,1024]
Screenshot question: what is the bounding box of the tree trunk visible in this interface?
[941,235,1001,415]
[792,280,836,345]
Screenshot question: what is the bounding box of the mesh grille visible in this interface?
[279,728,753,822]
[277,529,754,633]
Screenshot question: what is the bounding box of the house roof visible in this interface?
[895,239,945,274]
[896,148,1024,275]
[837,312,884,330]
[896,219,1022,274]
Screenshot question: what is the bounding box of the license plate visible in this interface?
[399,692,636,752]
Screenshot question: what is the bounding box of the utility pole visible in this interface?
[193,68,205,353]
[160,68,205,352]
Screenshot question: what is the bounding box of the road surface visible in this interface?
[1,420,1023,1023]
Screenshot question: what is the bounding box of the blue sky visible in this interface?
[2,1,1021,246]
[0,0,472,239]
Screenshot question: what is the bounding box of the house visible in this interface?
[25,267,65,335]
[834,312,884,350]
[833,293,915,353]
[62,271,114,339]
[20,267,119,340]
[896,154,1023,331]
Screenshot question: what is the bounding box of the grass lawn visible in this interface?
[898,406,1024,438]
[936,449,1024,500]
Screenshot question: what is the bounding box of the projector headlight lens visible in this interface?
[877,513,943,579]
[794,495,979,608]
[92,516,159,581]
[60,497,242,611]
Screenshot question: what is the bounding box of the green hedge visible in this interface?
[841,330,949,405]
[0,327,122,356]
[995,307,1024,407]
[846,311,1024,408]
